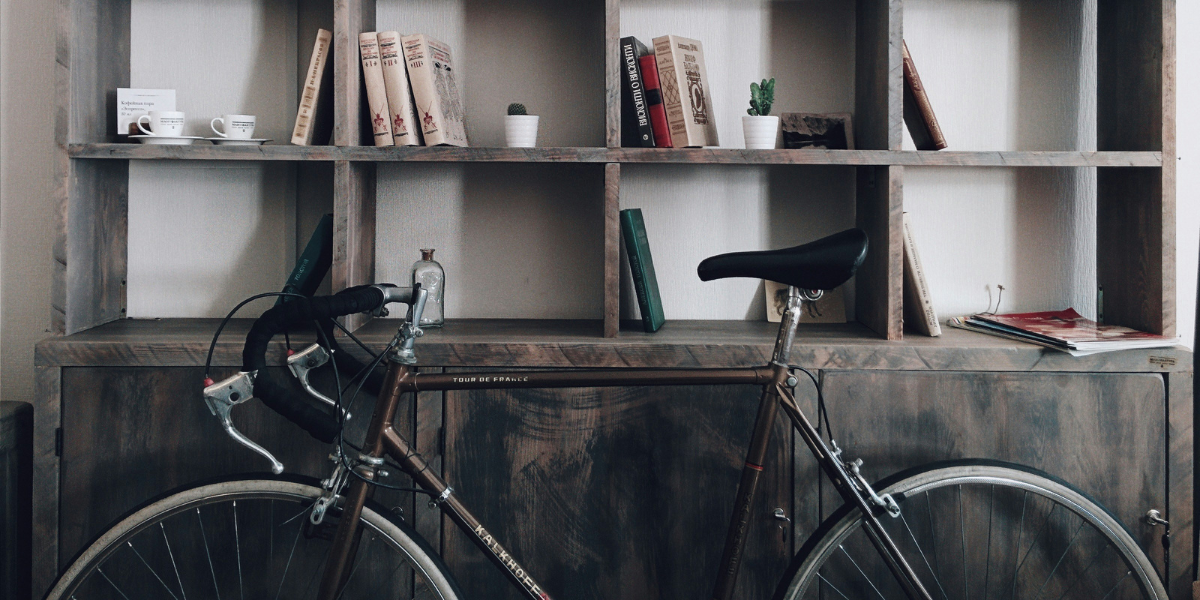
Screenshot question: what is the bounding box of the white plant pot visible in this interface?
[505,115,540,148]
[742,115,780,149]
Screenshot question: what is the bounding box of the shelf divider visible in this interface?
[604,164,620,338]
[605,0,621,148]
[334,0,375,147]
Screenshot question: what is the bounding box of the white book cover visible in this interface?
[117,89,175,136]
[402,34,468,147]
[378,31,423,146]
[292,29,332,146]
[359,32,394,147]
[902,212,941,336]
[652,35,718,148]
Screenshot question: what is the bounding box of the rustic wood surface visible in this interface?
[854,0,902,152]
[333,161,377,331]
[441,378,787,600]
[855,165,903,339]
[604,0,620,148]
[818,371,1170,598]
[603,164,620,338]
[333,0,374,147]
[31,367,61,600]
[34,318,1192,373]
[65,144,1166,167]
[64,160,128,335]
[1097,0,1174,337]
[1167,370,1193,600]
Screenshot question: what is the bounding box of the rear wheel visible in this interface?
[776,460,1167,600]
[45,476,461,600]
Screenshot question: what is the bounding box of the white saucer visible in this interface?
[207,138,271,146]
[131,135,203,146]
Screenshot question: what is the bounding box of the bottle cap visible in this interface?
[421,248,435,261]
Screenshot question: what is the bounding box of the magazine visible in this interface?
[948,309,1181,356]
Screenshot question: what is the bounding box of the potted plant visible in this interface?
[743,78,778,149]
[505,103,539,148]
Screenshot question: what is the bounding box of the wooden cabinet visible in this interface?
[32,323,1195,599]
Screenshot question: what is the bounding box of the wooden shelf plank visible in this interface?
[68,144,1163,167]
[34,317,1190,373]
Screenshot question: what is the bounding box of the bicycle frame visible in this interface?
[314,291,936,600]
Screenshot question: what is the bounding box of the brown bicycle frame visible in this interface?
[315,297,935,600]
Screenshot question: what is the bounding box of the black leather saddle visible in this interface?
[697,228,868,291]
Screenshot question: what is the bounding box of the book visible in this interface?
[620,36,655,148]
[619,209,665,333]
[359,32,394,147]
[278,214,334,304]
[117,89,175,136]
[292,29,334,146]
[902,213,940,336]
[765,282,846,324]
[402,34,469,147]
[652,35,718,148]
[949,310,1181,356]
[638,54,673,148]
[901,41,948,151]
[377,31,423,146]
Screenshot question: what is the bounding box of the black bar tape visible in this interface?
[242,286,384,441]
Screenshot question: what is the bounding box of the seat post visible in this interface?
[771,286,821,367]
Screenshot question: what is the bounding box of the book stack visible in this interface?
[949,310,1181,356]
[619,35,718,148]
[291,30,469,147]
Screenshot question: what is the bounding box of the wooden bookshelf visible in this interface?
[68,144,1164,167]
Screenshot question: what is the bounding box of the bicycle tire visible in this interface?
[44,475,462,600]
[774,459,1167,600]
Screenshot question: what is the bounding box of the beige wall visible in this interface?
[0,1,1197,406]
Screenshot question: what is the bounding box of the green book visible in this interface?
[620,208,665,333]
[277,213,333,304]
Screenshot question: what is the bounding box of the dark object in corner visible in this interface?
[781,113,855,150]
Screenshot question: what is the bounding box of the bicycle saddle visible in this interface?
[697,228,868,291]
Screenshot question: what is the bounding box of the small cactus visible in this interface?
[746,78,775,117]
[507,103,528,116]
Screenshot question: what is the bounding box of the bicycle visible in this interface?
[43,228,1167,600]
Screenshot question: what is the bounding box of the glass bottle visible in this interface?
[411,248,445,327]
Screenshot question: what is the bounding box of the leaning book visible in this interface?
[948,309,1181,356]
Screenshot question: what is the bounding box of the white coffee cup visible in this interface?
[136,111,186,136]
[211,114,256,139]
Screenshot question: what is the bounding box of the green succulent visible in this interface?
[747,78,775,116]
[507,103,528,116]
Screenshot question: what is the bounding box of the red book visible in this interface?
[638,54,672,148]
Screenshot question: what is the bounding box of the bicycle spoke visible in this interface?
[926,490,941,585]
[1031,519,1086,600]
[274,509,307,600]
[817,572,853,600]
[1010,491,1028,600]
[125,540,180,600]
[1011,503,1059,598]
[161,522,188,600]
[234,501,244,600]
[1052,543,1107,600]
[96,567,132,600]
[984,484,994,599]
[838,545,887,600]
[1100,571,1133,600]
[196,508,222,600]
[958,485,967,600]
[334,535,376,600]
[899,514,950,600]
[364,543,418,600]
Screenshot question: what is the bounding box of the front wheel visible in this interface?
[45,475,462,600]
[775,460,1167,600]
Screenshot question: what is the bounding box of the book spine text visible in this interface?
[292,29,332,146]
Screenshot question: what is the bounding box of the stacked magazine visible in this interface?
[949,309,1182,357]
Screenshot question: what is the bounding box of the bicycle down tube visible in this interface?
[315,292,935,600]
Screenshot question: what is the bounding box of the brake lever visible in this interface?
[203,372,285,474]
[287,344,351,420]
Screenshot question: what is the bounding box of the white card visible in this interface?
[117,89,176,136]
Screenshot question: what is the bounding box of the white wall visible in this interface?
[0,0,1197,406]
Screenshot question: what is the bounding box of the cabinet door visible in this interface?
[811,371,1167,577]
[442,382,791,600]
